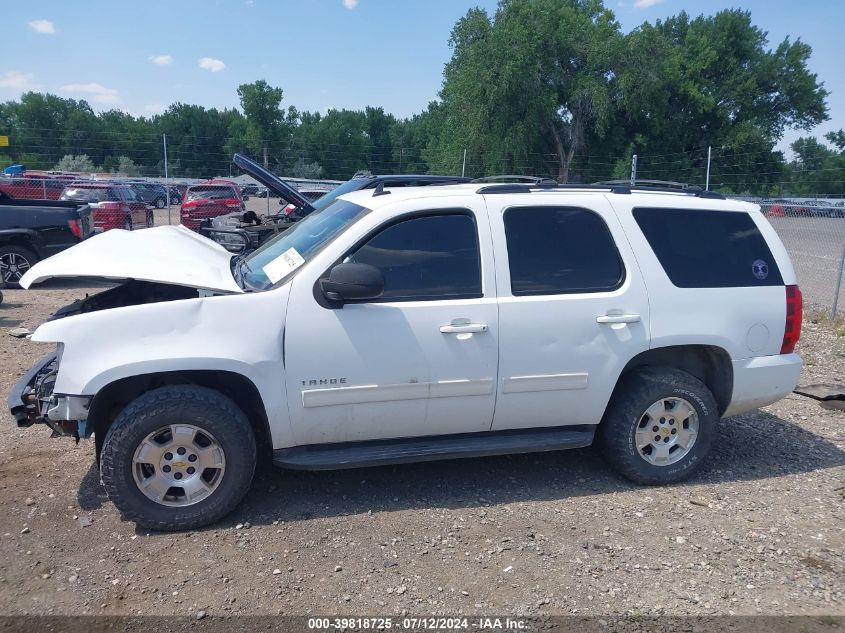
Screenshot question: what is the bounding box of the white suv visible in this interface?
[10,182,803,531]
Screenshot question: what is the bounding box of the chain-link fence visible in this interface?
[754,200,845,315]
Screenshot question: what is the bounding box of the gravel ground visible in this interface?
[0,284,842,618]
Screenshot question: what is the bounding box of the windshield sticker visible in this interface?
[262,247,305,284]
[752,259,769,280]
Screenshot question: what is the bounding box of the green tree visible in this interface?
[53,154,97,172]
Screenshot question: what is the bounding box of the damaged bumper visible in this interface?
[7,351,92,439]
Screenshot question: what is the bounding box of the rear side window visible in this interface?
[347,212,482,301]
[503,206,625,295]
[633,207,783,288]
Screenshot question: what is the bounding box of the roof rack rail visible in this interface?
[476,181,726,200]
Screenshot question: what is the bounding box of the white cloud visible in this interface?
[149,54,172,66]
[198,57,226,72]
[0,70,39,91]
[143,103,167,114]
[342,0,359,8]
[60,82,121,104]
[28,19,55,34]
[633,0,665,7]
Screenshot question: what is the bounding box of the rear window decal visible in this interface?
[752,259,769,280]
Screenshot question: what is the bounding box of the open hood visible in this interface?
[233,152,315,214]
[20,225,243,294]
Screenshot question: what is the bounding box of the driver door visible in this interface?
[283,204,499,446]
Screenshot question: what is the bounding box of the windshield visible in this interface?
[187,186,236,201]
[306,177,371,214]
[242,199,369,290]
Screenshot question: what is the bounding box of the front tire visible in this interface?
[100,386,256,531]
[597,367,717,485]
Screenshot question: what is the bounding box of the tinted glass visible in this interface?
[504,206,624,295]
[348,213,481,301]
[633,207,783,288]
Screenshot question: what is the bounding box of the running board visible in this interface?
[273,425,596,470]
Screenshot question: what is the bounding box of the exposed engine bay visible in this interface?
[48,280,198,321]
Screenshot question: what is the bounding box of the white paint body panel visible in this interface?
[30,286,293,447]
[282,195,499,445]
[20,225,242,294]
[485,193,651,429]
[25,184,803,452]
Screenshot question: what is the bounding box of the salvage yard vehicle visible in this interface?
[9,181,803,531]
[0,189,94,288]
[60,182,152,231]
[180,180,244,230]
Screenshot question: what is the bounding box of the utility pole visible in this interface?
[163,134,170,225]
[462,149,467,178]
[630,154,638,186]
[705,145,712,191]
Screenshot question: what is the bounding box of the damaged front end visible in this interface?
[8,350,92,442]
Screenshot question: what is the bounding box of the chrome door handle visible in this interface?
[440,323,488,334]
[596,313,641,324]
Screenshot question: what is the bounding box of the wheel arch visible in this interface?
[614,344,733,416]
[89,370,272,463]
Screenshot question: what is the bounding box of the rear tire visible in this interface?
[100,386,256,531]
[0,244,38,289]
[597,367,717,485]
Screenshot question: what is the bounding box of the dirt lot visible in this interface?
[0,284,842,618]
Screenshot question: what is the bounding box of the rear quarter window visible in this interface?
[633,207,783,288]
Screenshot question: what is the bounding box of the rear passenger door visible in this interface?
[486,195,651,430]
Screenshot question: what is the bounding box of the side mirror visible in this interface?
[321,263,384,302]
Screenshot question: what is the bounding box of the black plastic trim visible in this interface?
[273,425,596,470]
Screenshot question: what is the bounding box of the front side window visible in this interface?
[346,212,482,301]
[504,206,625,295]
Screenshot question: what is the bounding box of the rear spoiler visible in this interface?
[233,153,315,215]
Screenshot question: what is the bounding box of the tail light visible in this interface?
[781,285,802,354]
[283,204,296,216]
[67,219,84,238]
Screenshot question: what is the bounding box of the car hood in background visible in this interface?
[233,152,315,214]
[19,225,242,294]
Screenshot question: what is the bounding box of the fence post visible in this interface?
[832,239,845,318]
[630,154,637,186]
[705,146,711,190]
[462,149,467,178]
[162,134,170,226]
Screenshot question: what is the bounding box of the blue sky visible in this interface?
[0,0,841,154]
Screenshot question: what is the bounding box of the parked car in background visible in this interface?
[0,173,67,200]
[0,189,94,287]
[180,180,244,230]
[239,183,260,197]
[128,182,169,209]
[60,183,152,231]
[166,186,183,205]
